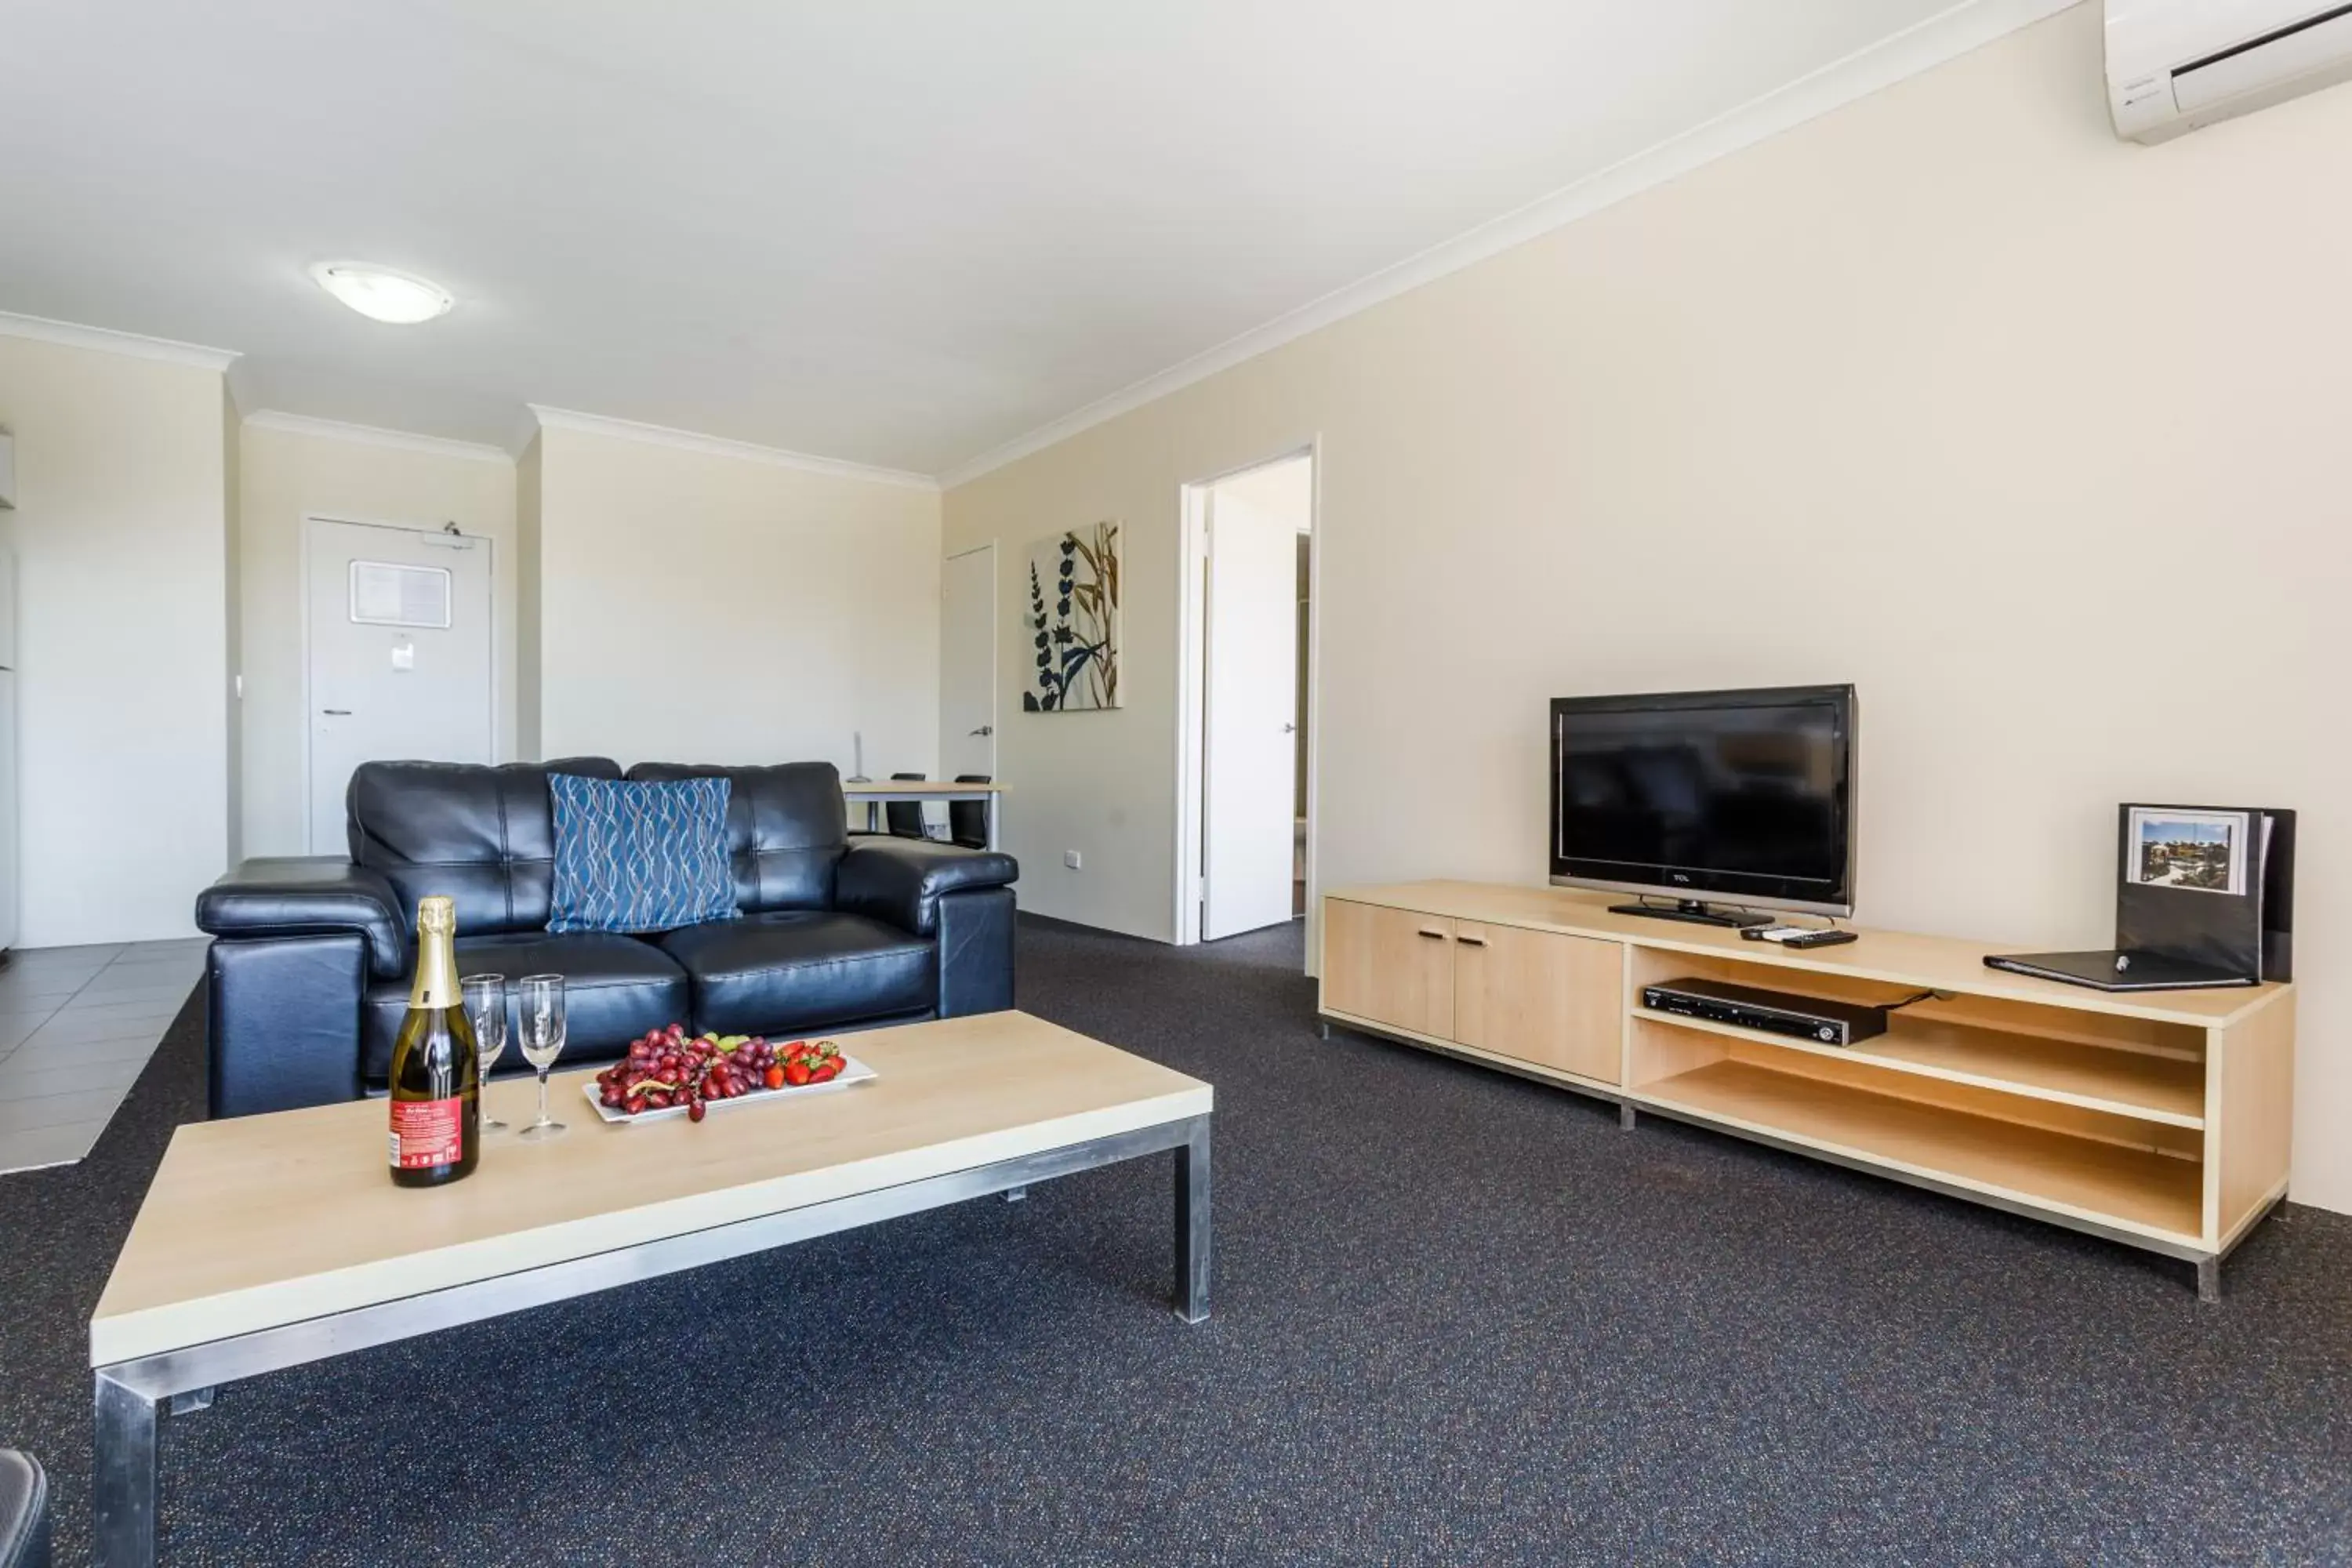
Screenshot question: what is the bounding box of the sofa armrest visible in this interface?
[196,857,408,978]
[836,839,1018,938]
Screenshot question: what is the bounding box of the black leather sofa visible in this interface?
[195,759,1018,1118]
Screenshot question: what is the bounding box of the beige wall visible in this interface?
[235,421,518,856]
[944,7,2352,1211]
[533,426,942,771]
[0,336,229,944]
[222,390,244,866]
[515,435,543,760]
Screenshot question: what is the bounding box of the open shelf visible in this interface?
[1637,1058,2203,1242]
[1632,1007,2205,1128]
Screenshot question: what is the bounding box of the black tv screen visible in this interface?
[1550,684,1857,916]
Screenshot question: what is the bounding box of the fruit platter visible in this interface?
[586,1025,875,1125]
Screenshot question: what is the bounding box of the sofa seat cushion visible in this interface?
[361,931,688,1087]
[658,911,936,1036]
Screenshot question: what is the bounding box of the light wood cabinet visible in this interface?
[1319,880,2297,1298]
[1322,901,1621,1087]
[1453,921,1624,1083]
[1321,899,1455,1039]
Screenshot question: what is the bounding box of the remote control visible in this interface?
[1741,925,1859,949]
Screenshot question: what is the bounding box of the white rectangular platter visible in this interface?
[582,1055,878,1125]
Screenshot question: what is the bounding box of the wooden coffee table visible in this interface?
[88,1011,1213,1567]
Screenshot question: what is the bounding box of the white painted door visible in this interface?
[1203,491,1301,939]
[941,544,996,779]
[307,519,494,851]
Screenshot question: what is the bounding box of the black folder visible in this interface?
[1985,804,2295,993]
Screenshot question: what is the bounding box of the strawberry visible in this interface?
[764,1065,786,1091]
[812,1058,843,1082]
[783,1061,811,1087]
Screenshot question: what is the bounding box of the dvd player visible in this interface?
[1640,977,1889,1047]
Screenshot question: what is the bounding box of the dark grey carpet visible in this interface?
[4,916,2350,1566]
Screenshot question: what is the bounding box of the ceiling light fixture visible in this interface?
[309,261,453,325]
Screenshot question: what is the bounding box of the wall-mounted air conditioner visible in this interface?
[2108,0,2352,143]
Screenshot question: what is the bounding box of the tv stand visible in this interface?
[1610,898,1773,930]
[1318,881,2296,1299]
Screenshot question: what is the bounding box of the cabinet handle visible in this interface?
[1417,928,1446,940]
[1456,935,1486,947]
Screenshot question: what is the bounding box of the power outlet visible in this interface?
[1063,850,1083,870]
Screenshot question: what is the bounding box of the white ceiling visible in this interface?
[2,0,2010,477]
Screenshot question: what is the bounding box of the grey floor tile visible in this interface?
[0,1054,147,1099]
[36,996,180,1026]
[6,1032,165,1070]
[76,960,205,994]
[0,1085,126,1133]
[0,1004,64,1032]
[0,978,89,1008]
[9,942,127,967]
[0,1120,107,1173]
[60,982,198,1014]
[119,937,210,959]
[0,1018,48,1056]
[14,1012,175,1051]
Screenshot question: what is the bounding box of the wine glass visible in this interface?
[462,974,508,1132]
[516,974,568,1141]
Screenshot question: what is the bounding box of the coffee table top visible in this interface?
[91,1011,1210,1367]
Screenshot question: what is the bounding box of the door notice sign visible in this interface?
[350,561,452,629]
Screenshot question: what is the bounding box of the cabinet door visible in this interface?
[1321,899,1455,1038]
[1453,922,1624,1083]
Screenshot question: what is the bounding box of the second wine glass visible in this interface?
[516,974,568,1141]
[461,974,509,1132]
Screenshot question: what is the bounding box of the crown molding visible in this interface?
[936,0,2078,490]
[242,409,514,465]
[525,405,938,491]
[0,310,241,373]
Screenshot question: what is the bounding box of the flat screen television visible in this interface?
[1550,684,1857,927]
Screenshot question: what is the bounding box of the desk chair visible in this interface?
[950,775,993,849]
[886,773,928,839]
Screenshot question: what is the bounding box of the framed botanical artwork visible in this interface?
[1024,521,1120,711]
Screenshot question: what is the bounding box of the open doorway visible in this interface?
[1177,449,1316,945]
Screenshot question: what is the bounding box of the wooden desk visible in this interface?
[843,779,1005,848]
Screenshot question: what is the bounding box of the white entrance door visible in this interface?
[941,544,996,779]
[306,518,494,851]
[1202,479,1303,939]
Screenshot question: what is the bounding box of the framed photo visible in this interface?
[2125,807,2249,896]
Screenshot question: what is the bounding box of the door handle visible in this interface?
[1417,928,1446,940]
[321,709,353,717]
[1281,723,1297,733]
[1456,935,1486,947]
[970,725,994,736]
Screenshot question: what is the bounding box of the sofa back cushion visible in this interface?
[546,774,739,934]
[348,757,622,935]
[624,762,847,913]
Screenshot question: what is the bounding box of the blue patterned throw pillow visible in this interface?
[546,774,738,934]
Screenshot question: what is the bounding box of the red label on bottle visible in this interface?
[390,1097,464,1169]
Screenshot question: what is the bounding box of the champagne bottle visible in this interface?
[388,895,481,1187]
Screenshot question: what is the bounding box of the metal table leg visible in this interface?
[1174,1118,1212,1323]
[95,1370,161,1568]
